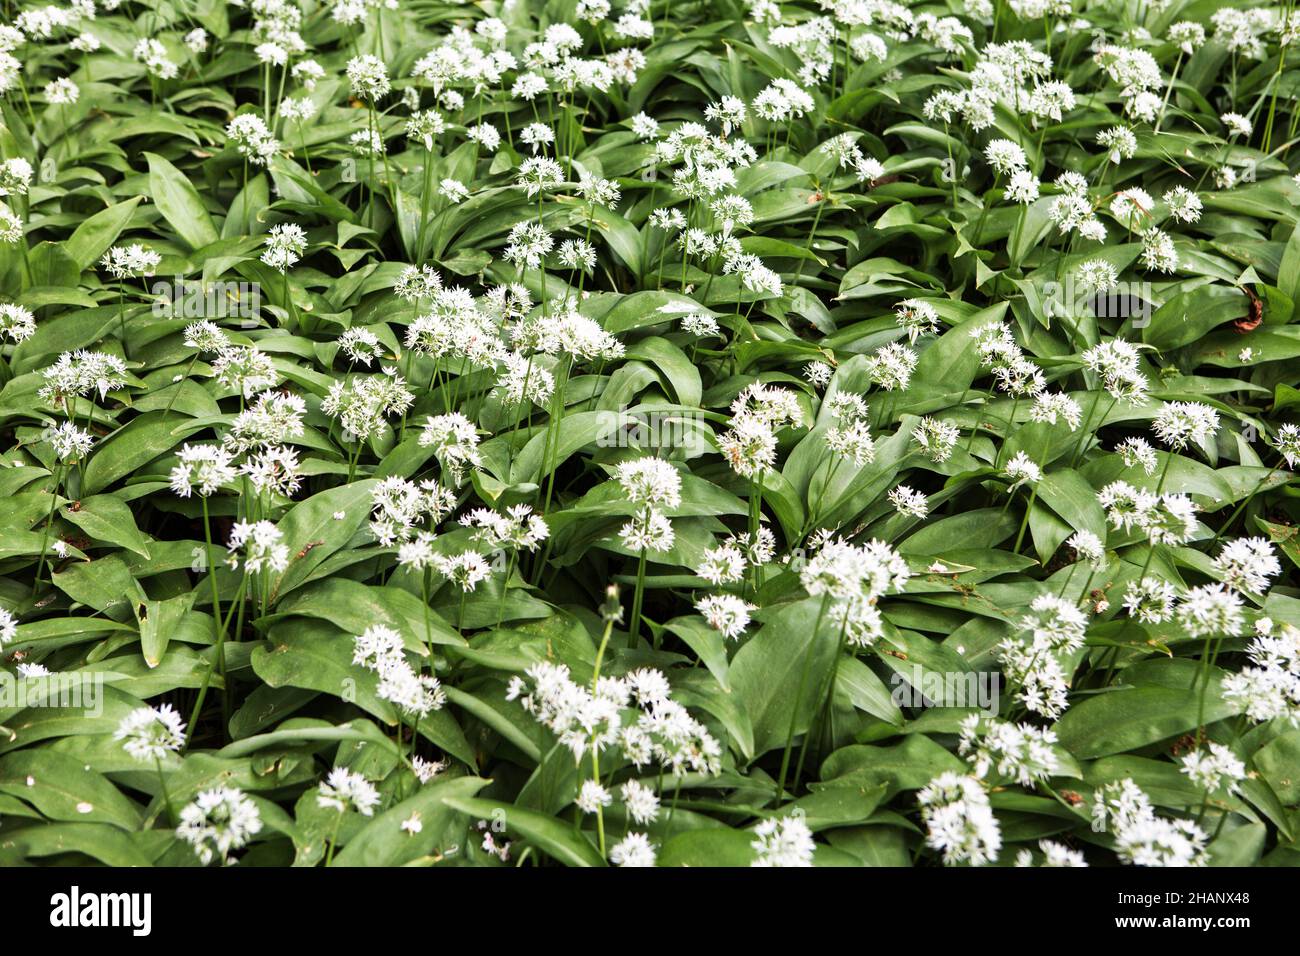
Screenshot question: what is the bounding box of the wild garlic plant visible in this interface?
[2,0,1300,871]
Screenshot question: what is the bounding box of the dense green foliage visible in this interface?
[1,0,1299,867]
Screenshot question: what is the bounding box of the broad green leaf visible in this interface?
[0,751,143,830]
[63,197,143,271]
[730,598,840,757]
[1054,660,1243,759]
[62,494,153,558]
[83,413,206,495]
[442,796,606,867]
[333,775,488,867]
[146,152,221,250]
[132,592,197,668]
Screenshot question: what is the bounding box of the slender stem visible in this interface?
[627,540,649,649]
[422,567,433,649]
[325,811,343,866]
[791,191,825,288]
[161,353,199,419]
[794,608,848,791]
[187,573,246,748]
[1069,391,1102,468]
[154,756,176,826]
[418,145,434,263]
[591,749,606,856]
[1214,463,1280,544]
[1013,485,1037,554]
[775,594,831,801]
[33,462,63,594]
[591,618,614,694]
[540,356,573,520]
[496,551,516,629]
[1153,52,1183,134]
[201,495,223,652]
[994,396,1021,469]
[1056,562,1079,599]
[971,172,1001,247]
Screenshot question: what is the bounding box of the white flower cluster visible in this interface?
[917,772,1002,866]
[368,475,457,548]
[719,382,803,478]
[1223,621,1300,725]
[996,594,1087,719]
[616,456,681,554]
[225,113,280,166]
[321,368,415,441]
[505,661,721,776]
[417,412,482,487]
[38,349,128,404]
[1179,743,1246,796]
[1015,839,1088,867]
[957,714,1060,786]
[824,391,876,466]
[0,301,34,342]
[353,624,446,718]
[799,536,910,648]
[1092,778,1208,867]
[461,504,550,553]
[177,787,264,866]
[750,815,816,867]
[226,520,289,574]
[114,703,187,762]
[1098,481,1199,546]
[317,767,381,815]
